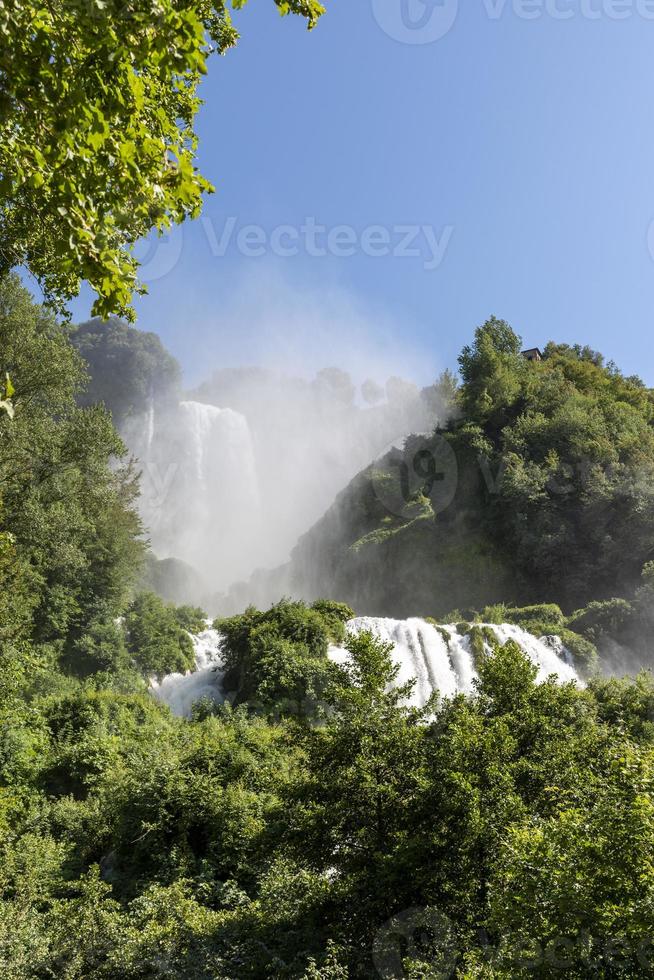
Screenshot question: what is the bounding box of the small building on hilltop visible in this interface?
[521,347,543,362]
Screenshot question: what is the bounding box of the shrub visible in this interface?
[124,593,195,680]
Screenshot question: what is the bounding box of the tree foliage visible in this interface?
[125,591,196,679]
[288,318,654,621]
[3,603,654,977]
[2,291,654,976]
[217,598,352,715]
[0,0,325,319]
[0,274,144,653]
[70,316,181,428]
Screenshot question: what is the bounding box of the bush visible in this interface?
[567,598,634,643]
[124,593,195,680]
[173,605,208,635]
[557,628,598,674]
[215,599,351,714]
[62,619,129,677]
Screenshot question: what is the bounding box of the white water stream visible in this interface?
[152,617,580,718]
[150,628,224,717]
[125,399,261,590]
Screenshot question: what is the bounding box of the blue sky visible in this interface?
[67,0,654,387]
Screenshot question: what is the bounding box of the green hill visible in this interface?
[287,318,654,623]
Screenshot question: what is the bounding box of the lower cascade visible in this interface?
[150,627,224,717]
[329,617,579,709]
[152,616,580,718]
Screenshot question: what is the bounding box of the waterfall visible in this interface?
[486,624,579,682]
[151,627,225,717]
[130,399,262,590]
[178,401,255,484]
[328,617,476,705]
[153,617,580,718]
[328,617,580,709]
[145,393,156,455]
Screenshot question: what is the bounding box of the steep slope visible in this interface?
[287,452,514,618]
[284,320,654,620]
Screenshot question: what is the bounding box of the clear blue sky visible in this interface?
[67,0,654,386]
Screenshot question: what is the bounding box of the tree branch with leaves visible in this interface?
[0,0,325,320]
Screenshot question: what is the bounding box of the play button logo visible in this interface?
[372,0,459,44]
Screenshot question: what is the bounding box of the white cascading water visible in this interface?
[126,399,262,590]
[329,617,580,709]
[150,627,224,717]
[153,617,580,718]
[488,623,578,677]
[145,395,156,455]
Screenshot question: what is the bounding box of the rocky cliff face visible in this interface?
[284,438,516,619]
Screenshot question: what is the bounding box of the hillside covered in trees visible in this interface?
[284,319,654,667]
[4,278,654,976]
[69,318,181,431]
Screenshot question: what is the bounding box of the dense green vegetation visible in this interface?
[124,593,197,680]
[5,281,654,976]
[1,0,325,319]
[217,598,353,715]
[0,274,143,655]
[5,594,654,977]
[69,318,181,430]
[288,318,654,639]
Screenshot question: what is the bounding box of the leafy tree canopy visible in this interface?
[288,318,654,619]
[0,274,144,653]
[216,598,353,714]
[4,614,654,977]
[69,316,181,428]
[125,591,196,679]
[0,0,325,320]
[3,288,654,976]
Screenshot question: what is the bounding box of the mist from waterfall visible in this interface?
[125,399,261,591]
[122,365,440,601]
